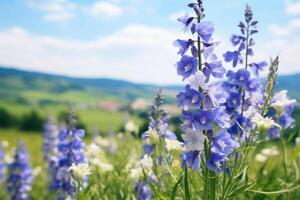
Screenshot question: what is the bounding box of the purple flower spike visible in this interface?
[6,142,33,200]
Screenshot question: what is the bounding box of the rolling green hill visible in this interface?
[0,67,179,105]
[1,66,299,105]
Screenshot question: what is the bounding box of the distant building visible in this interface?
[96,100,120,111]
[131,98,150,110]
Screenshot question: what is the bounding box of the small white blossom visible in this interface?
[32,166,42,177]
[182,128,205,152]
[146,128,159,144]
[271,90,297,113]
[251,113,280,130]
[68,163,91,179]
[187,71,209,90]
[130,167,143,180]
[261,147,279,156]
[1,140,9,148]
[165,138,183,151]
[125,121,139,133]
[130,155,153,180]
[139,155,153,174]
[92,159,113,172]
[255,154,267,162]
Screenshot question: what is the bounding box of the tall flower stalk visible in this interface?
[54,108,87,200]
[131,90,181,200]
[175,1,237,199]
[0,144,6,183]
[6,142,33,200]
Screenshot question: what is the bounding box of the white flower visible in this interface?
[94,136,110,148]
[261,147,279,156]
[1,140,9,148]
[146,128,159,144]
[68,163,91,179]
[139,155,153,174]
[182,128,205,152]
[255,146,279,162]
[32,166,42,177]
[4,152,14,164]
[130,155,153,180]
[187,71,209,90]
[255,154,267,162]
[165,138,183,151]
[92,159,113,172]
[125,121,139,133]
[130,167,143,180]
[251,113,280,130]
[271,90,297,113]
[207,83,227,107]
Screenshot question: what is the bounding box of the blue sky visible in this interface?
[0,0,299,84]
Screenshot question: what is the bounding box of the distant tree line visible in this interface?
[0,107,85,132]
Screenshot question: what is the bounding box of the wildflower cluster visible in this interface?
[132,90,182,200]
[175,0,236,173]
[54,128,87,199]
[6,142,33,200]
[222,5,267,141]
[47,109,89,200]
[0,144,5,183]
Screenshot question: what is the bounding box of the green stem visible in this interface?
[240,21,250,117]
[210,170,216,200]
[249,185,300,195]
[280,131,288,178]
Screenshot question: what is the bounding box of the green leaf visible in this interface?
[288,131,297,143]
[184,166,191,200]
[142,168,168,200]
[170,175,183,200]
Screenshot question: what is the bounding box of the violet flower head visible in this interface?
[6,142,33,200]
[192,109,214,131]
[195,21,214,42]
[134,181,153,200]
[176,56,198,80]
[176,85,203,109]
[174,39,195,56]
[206,152,228,173]
[0,145,5,183]
[55,128,87,199]
[211,132,239,156]
[180,151,201,171]
[175,1,230,172]
[43,116,59,162]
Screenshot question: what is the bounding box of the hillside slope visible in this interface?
[0,66,299,105]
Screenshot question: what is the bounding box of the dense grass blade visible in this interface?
[170,175,183,200]
[184,166,190,200]
[142,168,168,200]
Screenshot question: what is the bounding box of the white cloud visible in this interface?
[26,0,76,23]
[0,25,183,84]
[268,18,300,36]
[87,1,123,18]
[257,37,300,75]
[285,0,300,15]
[168,11,186,22]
